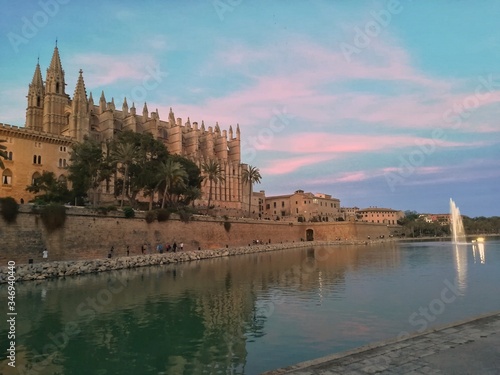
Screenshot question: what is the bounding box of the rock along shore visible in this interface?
[0,239,385,284]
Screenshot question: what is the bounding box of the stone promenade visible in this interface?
[262,311,500,375]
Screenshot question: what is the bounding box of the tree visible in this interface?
[183,186,202,207]
[201,159,225,214]
[170,154,203,206]
[108,131,172,209]
[157,159,188,209]
[26,171,70,203]
[68,137,109,206]
[241,165,262,217]
[0,139,8,169]
[111,140,138,207]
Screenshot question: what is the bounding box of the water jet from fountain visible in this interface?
[450,198,466,244]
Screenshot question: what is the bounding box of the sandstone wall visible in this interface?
[0,206,393,265]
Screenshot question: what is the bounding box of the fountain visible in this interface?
[450,198,466,244]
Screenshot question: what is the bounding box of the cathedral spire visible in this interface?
[73,69,87,103]
[99,91,106,112]
[31,61,44,88]
[70,69,89,141]
[48,44,64,77]
[168,107,175,126]
[26,60,45,130]
[122,97,129,114]
[42,43,67,133]
[88,91,94,110]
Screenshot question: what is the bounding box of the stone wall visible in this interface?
[0,206,393,265]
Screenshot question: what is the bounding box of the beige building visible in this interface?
[341,206,360,221]
[264,190,341,221]
[1,45,250,209]
[357,207,404,225]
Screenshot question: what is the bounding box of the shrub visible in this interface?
[156,209,170,222]
[145,210,156,223]
[224,221,231,232]
[0,197,19,223]
[178,208,193,223]
[40,204,66,232]
[123,206,135,218]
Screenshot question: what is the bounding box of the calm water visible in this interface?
[1,239,500,375]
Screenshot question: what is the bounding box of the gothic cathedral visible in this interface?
[1,45,250,210]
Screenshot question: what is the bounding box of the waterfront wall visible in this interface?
[0,206,393,265]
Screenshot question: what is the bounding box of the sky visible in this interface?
[1,0,499,217]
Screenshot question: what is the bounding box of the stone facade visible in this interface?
[0,206,393,266]
[357,207,404,225]
[1,45,250,209]
[264,190,342,221]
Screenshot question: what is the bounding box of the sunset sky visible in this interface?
[1,1,499,217]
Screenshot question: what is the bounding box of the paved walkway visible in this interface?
[262,311,500,375]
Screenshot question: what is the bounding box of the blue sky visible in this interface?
[1,0,499,217]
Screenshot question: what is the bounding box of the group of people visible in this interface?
[106,242,185,258]
[140,242,184,254]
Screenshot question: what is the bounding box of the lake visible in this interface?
[1,238,499,375]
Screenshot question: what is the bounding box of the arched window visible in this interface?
[32,172,41,185]
[8,151,12,160]
[59,159,62,167]
[63,159,67,167]
[37,96,41,107]
[56,82,60,93]
[37,155,41,164]
[2,169,12,185]
[33,155,37,164]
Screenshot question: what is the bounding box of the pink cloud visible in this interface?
[261,154,337,175]
[68,53,158,87]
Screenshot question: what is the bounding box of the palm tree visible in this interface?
[242,165,262,217]
[0,139,8,169]
[111,142,137,207]
[183,186,202,207]
[157,159,188,209]
[201,159,225,214]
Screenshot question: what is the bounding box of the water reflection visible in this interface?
[1,240,499,375]
[453,243,468,293]
[472,242,486,264]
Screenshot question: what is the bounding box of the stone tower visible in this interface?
[25,60,45,131]
[42,45,69,134]
[69,69,89,141]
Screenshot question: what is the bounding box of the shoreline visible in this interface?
[0,239,390,284]
[261,310,500,374]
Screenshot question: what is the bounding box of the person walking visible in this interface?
[42,248,48,259]
[173,242,177,253]
[180,242,184,251]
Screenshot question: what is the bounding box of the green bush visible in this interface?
[156,209,170,222]
[178,208,192,223]
[145,210,156,223]
[0,197,19,224]
[123,206,135,218]
[40,204,66,232]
